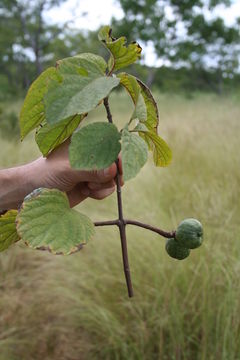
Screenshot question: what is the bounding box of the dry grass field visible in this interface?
[0,91,240,360]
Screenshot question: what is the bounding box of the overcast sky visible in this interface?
[45,0,240,66]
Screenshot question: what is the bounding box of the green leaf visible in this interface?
[35,114,84,157]
[59,53,108,74]
[16,189,95,255]
[69,122,121,170]
[142,131,172,167]
[98,26,142,72]
[20,67,59,139]
[0,210,20,252]
[121,129,148,181]
[45,56,120,125]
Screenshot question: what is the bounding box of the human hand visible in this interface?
[30,140,123,207]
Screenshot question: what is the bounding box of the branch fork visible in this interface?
[103,97,175,298]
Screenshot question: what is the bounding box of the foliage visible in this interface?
[0,26,171,254]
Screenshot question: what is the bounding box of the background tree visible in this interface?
[0,0,68,94]
[111,0,240,89]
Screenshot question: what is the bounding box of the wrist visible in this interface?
[0,158,45,210]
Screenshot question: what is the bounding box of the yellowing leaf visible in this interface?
[0,210,20,252]
[118,73,171,167]
[142,131,172,167]
[118,73,158,130]
[20,67,60,139]
[35,114,84,157]
[98,26,142,72]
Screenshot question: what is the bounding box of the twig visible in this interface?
[103,96,134,298]
[94,219,176,239]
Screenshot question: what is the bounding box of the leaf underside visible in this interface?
[0,210,20,252]
[44,55,120,125]
[69,122,121,170]
[16,189,95,255]
[121,129,148,181]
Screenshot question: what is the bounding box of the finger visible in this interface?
[89,186,115,200]
[67,183,90,208]
[116,155,124,186]
[71,163,117,183]
[87,180,115,191]
[117,155,123,175]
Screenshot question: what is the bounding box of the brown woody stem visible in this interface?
[94,219,176,239]
[103,96,134,298]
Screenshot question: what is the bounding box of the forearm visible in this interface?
[0,160,42,210]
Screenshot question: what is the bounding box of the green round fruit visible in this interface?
[175,218,203,249]
[165,238,190,260]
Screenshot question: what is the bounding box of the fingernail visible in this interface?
[103,168,110,177]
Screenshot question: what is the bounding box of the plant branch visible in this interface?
[94,219,176,238]
[103,98,113,123]
[103,96,134,298]
[94,220,119,227]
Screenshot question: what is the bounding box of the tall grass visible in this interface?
[0,92,240,359]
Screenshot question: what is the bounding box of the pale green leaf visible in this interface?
[60,53,107,74]
[132,123,149,132]
[20,67,60,139]
[45,59,120,124]
[0,210,20,252]
[143,131,172,167]
[35,114,84,156]
[56,53,107,76]
[132,93,147,122]
[16,189,95,255]
[98,26,142,72]
[69,122,121,170]
[121,129,148,181]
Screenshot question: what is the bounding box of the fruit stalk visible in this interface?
[94,219,176,239]
[103,97,134,298]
